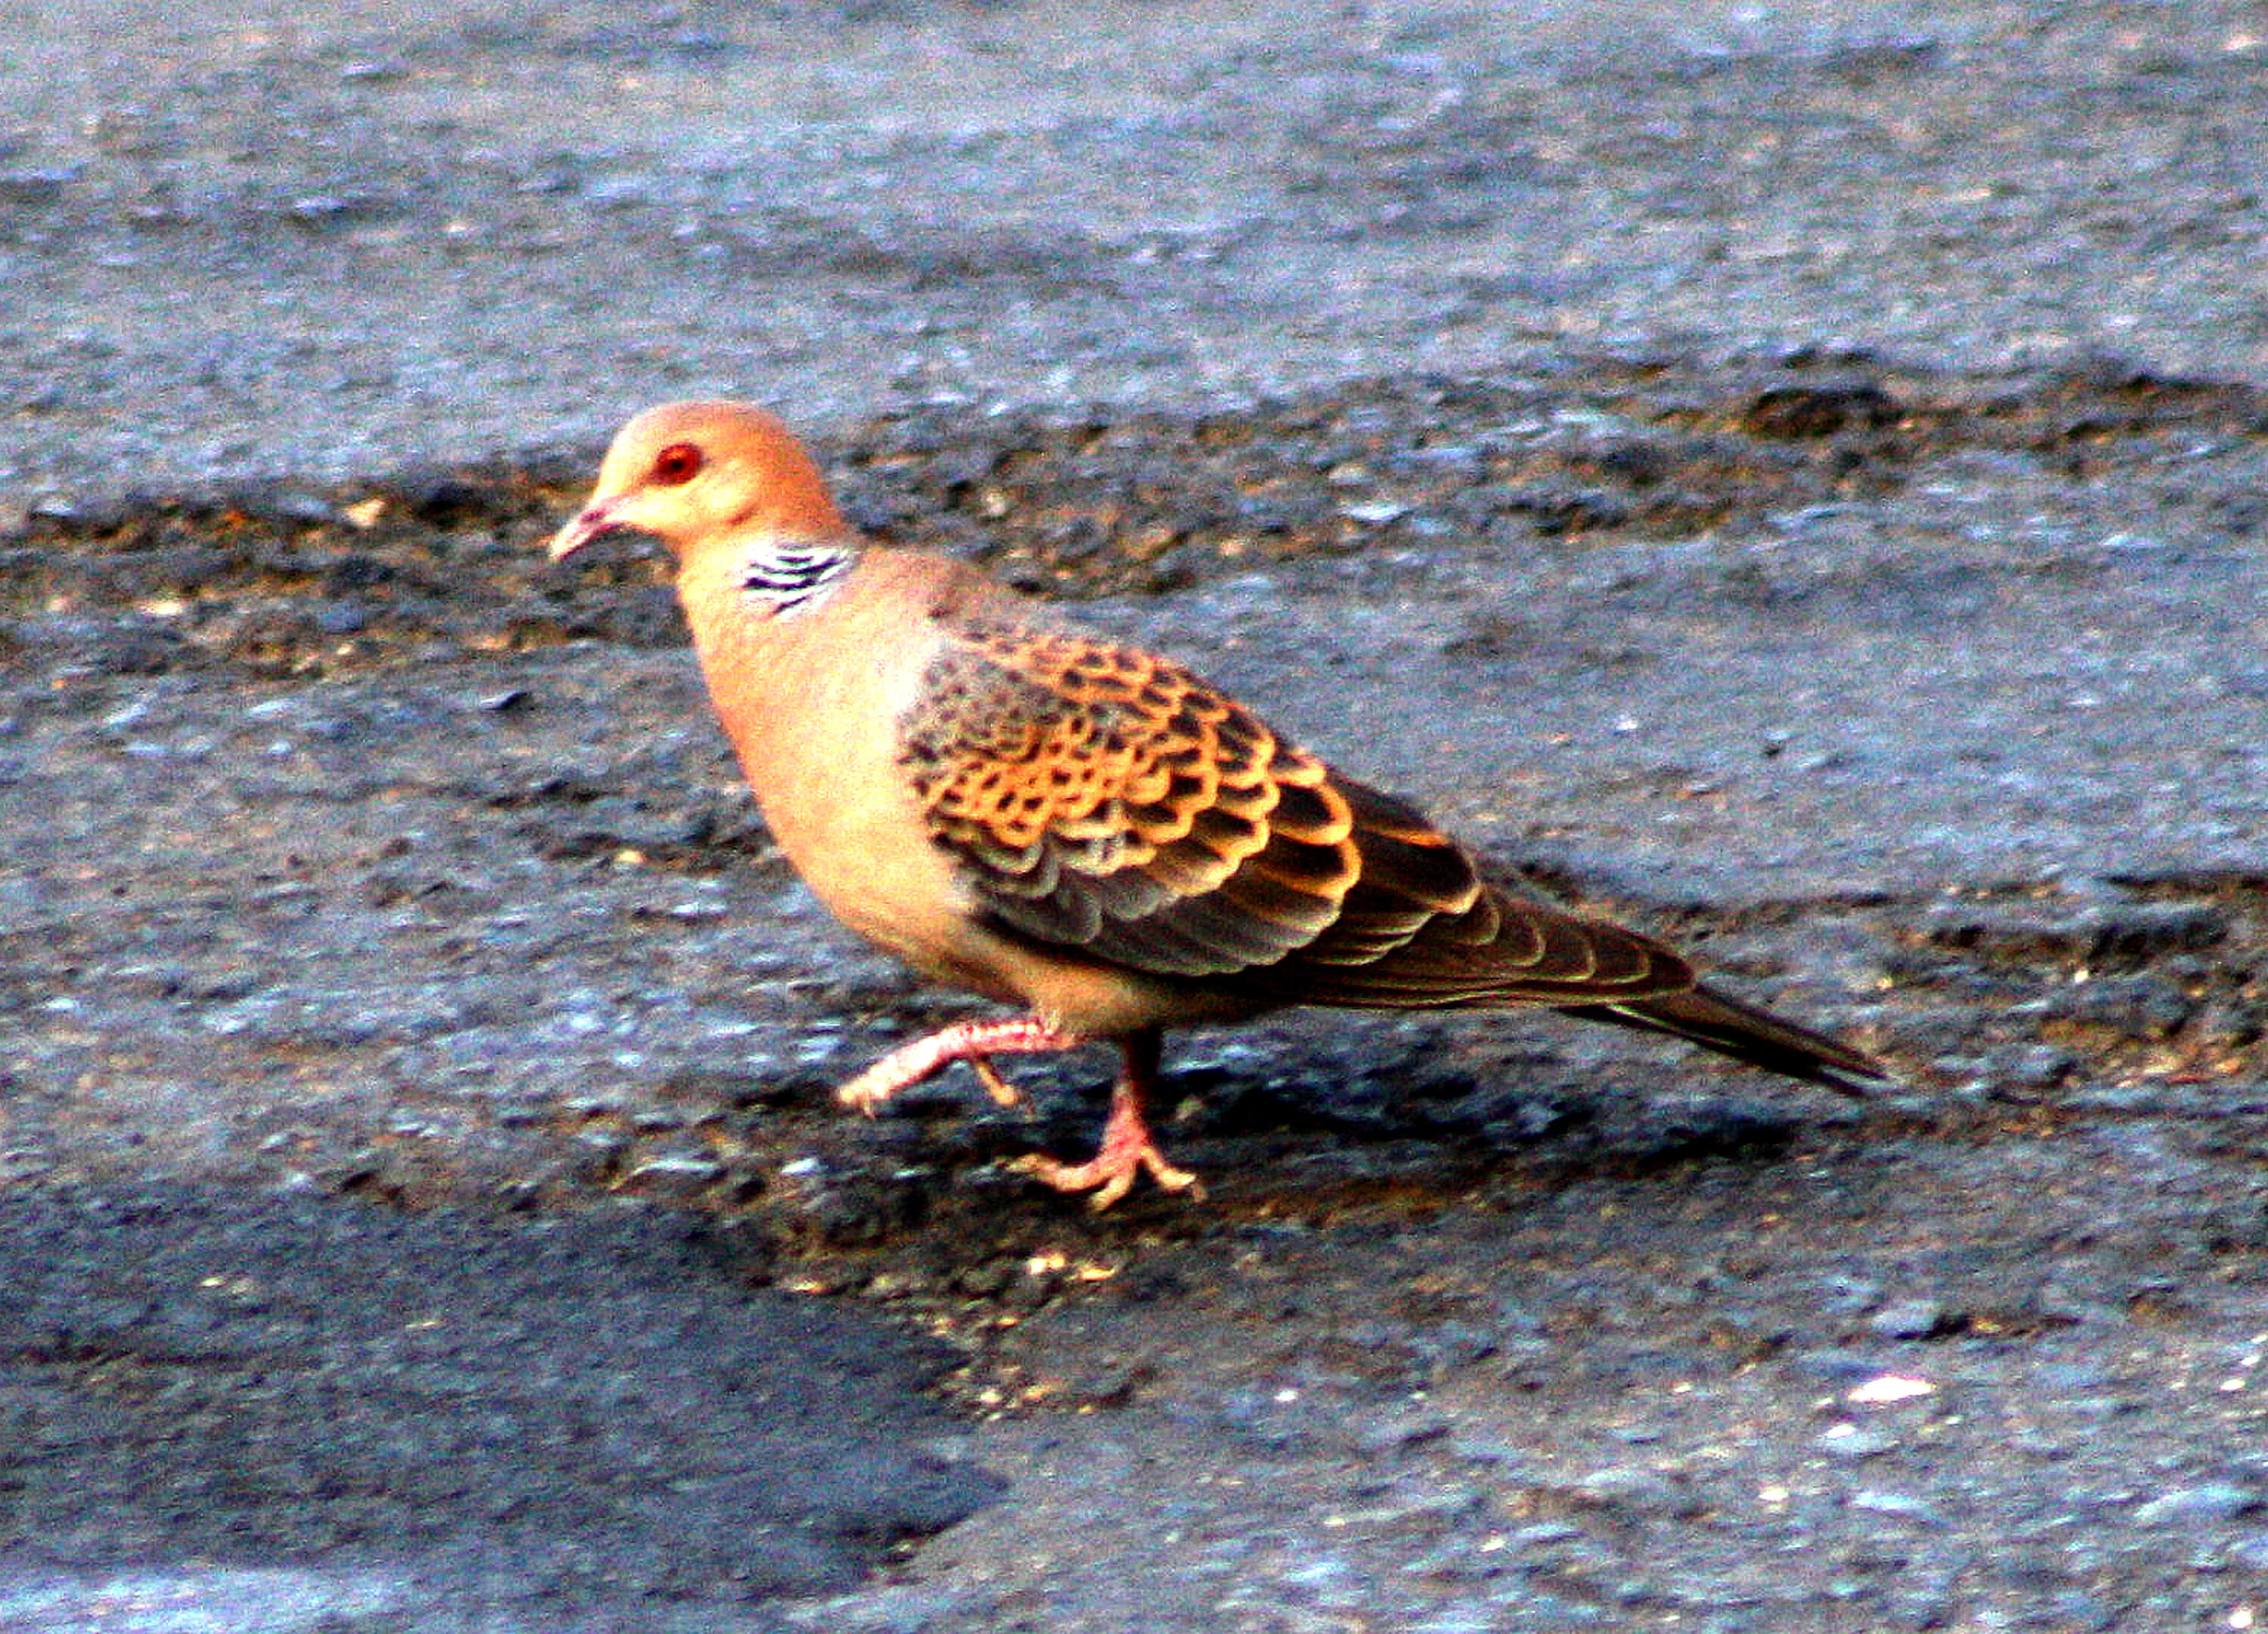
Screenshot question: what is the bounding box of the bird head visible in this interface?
[547,400,844,563]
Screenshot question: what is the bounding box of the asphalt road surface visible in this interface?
[6,2,2268,1630]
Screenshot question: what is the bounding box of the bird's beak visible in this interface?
[547,498,621,562]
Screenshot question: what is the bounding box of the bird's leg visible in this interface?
[835,1015,1085,1115]
[1013,1029,1201,1210]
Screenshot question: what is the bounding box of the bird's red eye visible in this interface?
[650,442,704,485]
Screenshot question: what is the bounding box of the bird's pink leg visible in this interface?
[1012,1030,1201,1210]
[835,1015,1084,1115]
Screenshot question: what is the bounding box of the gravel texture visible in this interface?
[6,2,2268,1630]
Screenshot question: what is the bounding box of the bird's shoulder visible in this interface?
[896,607,1285,850]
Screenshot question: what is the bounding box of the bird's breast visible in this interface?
[674,575,1001,989]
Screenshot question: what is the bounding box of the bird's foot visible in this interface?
[1012,1076,1201,1211]
[835,1015,1084,1115]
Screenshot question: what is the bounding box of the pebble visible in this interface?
[337,59,408,85]
[1330,1484,1486,1529]
[1356,1408,1454,1453]
[1400,1541,1507,1583]
[287,194,357,225]
[1998,1043,2077,1087]
[1340,499,1411,525]
[0,168,70,205]
[1868,1298,1952,1340]
[1567,1465,1696,1518]
[1491,1591,1608,1625]
[1815,1422,1898,1459]
[1279,1553,1358,1592]
[622,1146,727,1198]
[1848,1490,1947,1526]
[2131,1484,2260,1526]
[1790,1347,1894,1384]
[1504,1521,1585,1550]
[1408,1609,1503,1634]
[1445,1432,1529,1468]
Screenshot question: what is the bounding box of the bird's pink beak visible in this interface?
[547,499,621,562]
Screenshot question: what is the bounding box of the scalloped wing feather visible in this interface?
[897,622,1694,1008]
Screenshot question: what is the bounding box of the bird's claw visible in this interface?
[966,1056,1027,1108]
[1012,1137,1202,1211]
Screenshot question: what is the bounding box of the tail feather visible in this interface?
[1560,980,1891,1096]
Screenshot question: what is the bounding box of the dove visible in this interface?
[548,400,1888,1207]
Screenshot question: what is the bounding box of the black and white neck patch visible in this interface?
[739,543,857,615]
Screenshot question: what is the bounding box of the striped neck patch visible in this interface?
[739,541,857,615]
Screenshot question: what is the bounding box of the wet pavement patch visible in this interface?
[0,1185,1000,1632]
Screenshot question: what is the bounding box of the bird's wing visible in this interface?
[896,621,1693,1007]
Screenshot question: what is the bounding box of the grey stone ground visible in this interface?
[7,2,2268,1629]
[7,0,2266,494]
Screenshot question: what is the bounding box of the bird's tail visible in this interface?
[1560,980,1891,1096]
